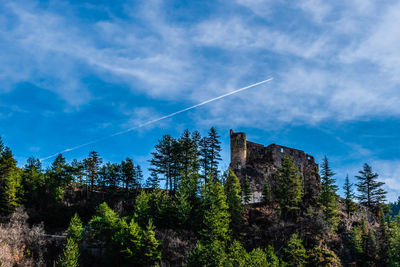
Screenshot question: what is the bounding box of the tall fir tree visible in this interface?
[263,179,271,205]
[343,175,356,216]
[0,144,23,214]
[149,134,176,192]
[319,156,339,231]
[58,238,79,267]
[273,156,303,214]
[207,127,222,179]
[121,158,136,189]
[242,175,252,204]
[83,151,102,190]
[224,168,243,237]
[355,163,387,208]
[319,156,338,207]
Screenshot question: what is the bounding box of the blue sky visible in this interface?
[1,0,400,200]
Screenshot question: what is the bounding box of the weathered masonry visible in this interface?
[229,129,320,203]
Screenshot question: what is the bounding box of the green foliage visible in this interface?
[186,240,226,267]
[319,156,339,232]
[0,145,23,214]
[199,179,230,244]
[89,202,121,245]
[282,233,308,267]
[242,175,252,204]
[83,151,102,190]
[225,240,247,266]
[273,156,303,213]
[133,190,151,227]
[319,156,338,207]
[262,180,271,205]
[224,168,243,237]
[355,163,387,208]
[308,246,341,267]
[58,238,79,267]
[68,213,83,242]
[115,219,142,261]
[264,245,279,267]
[343,175,356,216]
[141,220,162,266]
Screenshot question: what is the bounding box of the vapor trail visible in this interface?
[40,78,273,161]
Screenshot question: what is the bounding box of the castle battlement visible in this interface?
[229,129,320,203]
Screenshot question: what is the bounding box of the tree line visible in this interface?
[1,128,399,266]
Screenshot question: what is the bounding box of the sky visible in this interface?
[1,0,400,200]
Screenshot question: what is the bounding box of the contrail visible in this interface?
[40,78,273,161]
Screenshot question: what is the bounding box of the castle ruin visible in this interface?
[229,129,321,203]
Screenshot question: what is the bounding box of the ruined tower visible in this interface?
[229,129,320,203]
[230,129,247,169]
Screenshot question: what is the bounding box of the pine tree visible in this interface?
[199,136,210,183]
[0,145,23,214]
[242,175,252,204]
[319,156,339,231]
[262,179,271,205]
[224,168,243,237]
[141,220,161,266]
[68,213,83,242]
[145,170,159,188]
[199,178,230,244]
[121,158,136,189]
[356,163,387,208]
[207,127,222,179]
[178,129,200,181]
[58,238,79,267]
[283,233,308,266]
[343,175,356,216]
[319,156,338,207]
[83,151,102,190]
[134,165,143,189]
[149,134,176,192]
[273,156,303,214]
[199,128,222,183]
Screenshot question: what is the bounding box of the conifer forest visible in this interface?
[0,128,399,266]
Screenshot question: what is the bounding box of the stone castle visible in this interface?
[229,129,320,203]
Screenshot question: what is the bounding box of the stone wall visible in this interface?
[229,129,320,204]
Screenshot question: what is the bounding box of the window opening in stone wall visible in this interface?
[281,148,284,153]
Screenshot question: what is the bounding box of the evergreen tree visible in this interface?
[121,158,136,189]
[149,134,176,192]
[199,178,231,244]
[83,151,102,190]
[116,218,142,263]
[145,170,159,188]
[0,145,23,214]
[319,156,338,207]
[262,179,271,205]
[71,159,84,184]
[58,238,79,267]
[199,128,222,183]
[199,136,210,183]
[283,233,308,267]
[319,156,339,231]
[343,175,356,216]
[134,165,143,188]
[242,175,252,204]
[224,168,243,237]
[273,156,303,214]
[178,129,200,181]
[141,220,161,266]
[356,163,387,208]
[68,213,83,242]
[207,127,222,178]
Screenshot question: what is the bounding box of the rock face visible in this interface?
[229,129,321,203]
